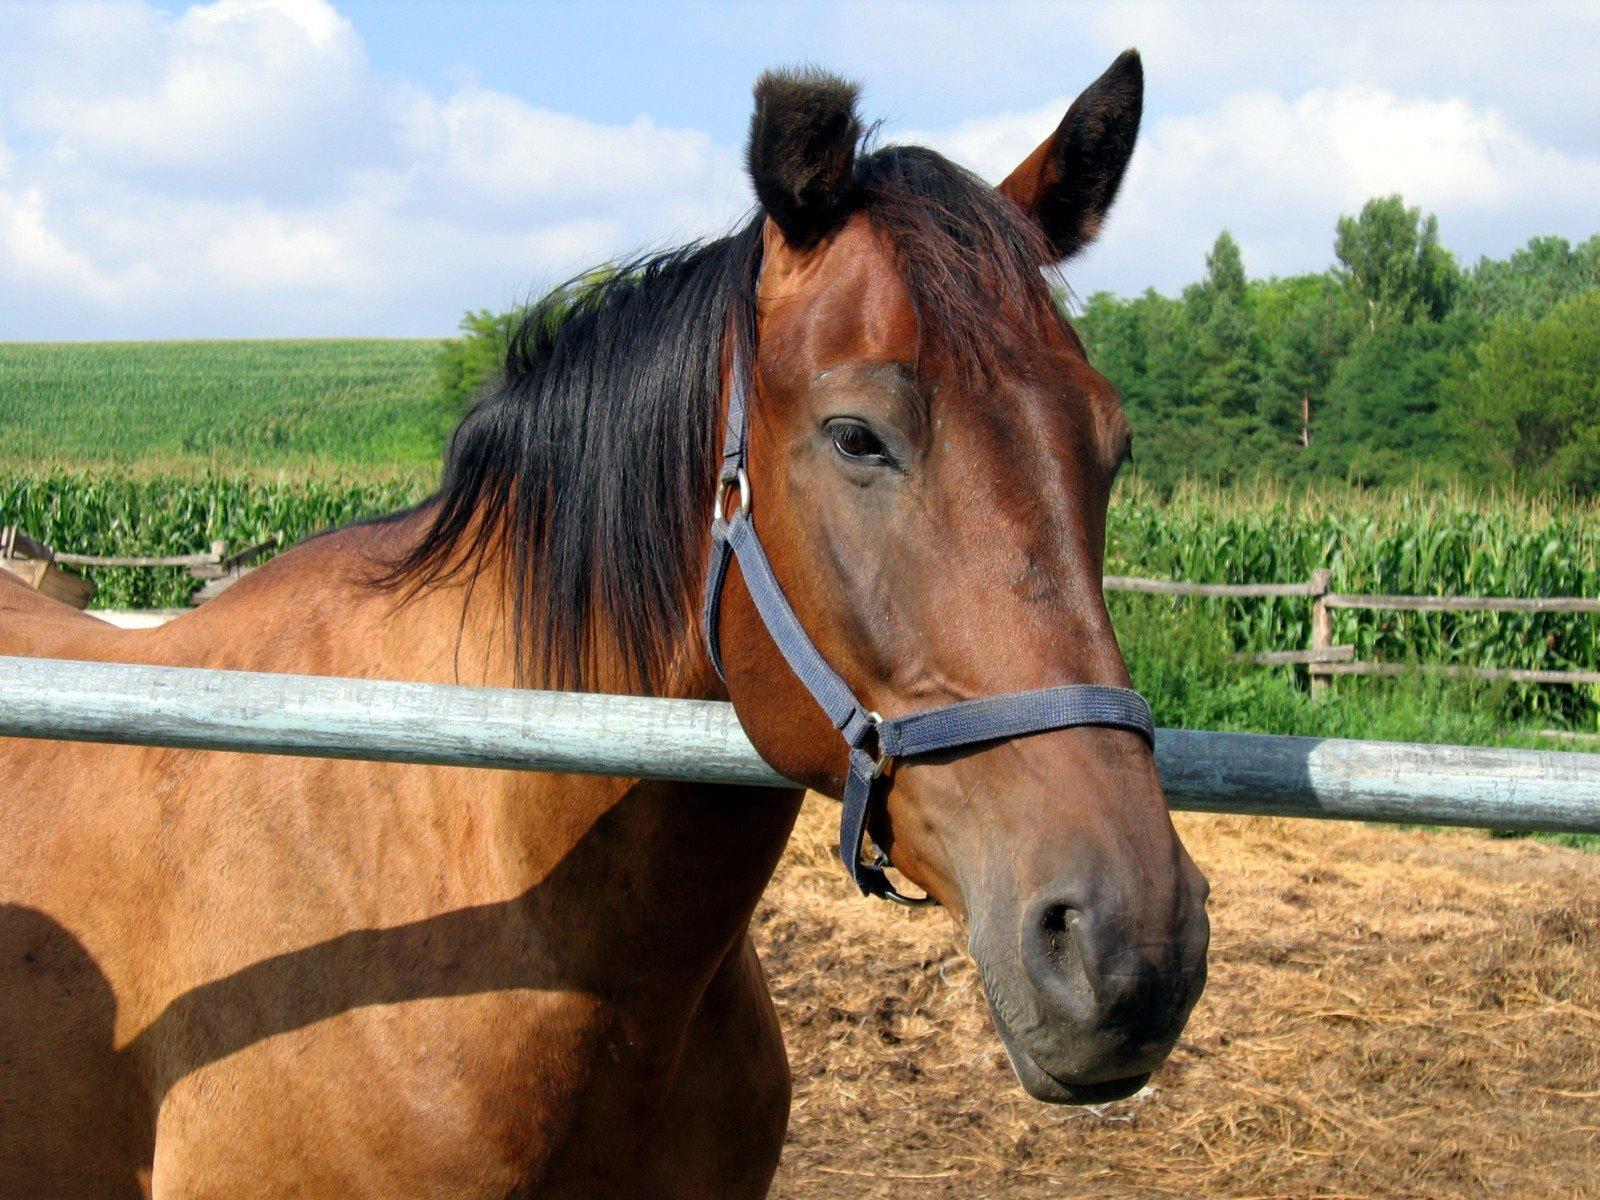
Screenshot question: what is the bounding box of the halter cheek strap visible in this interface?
[703,348,1155,904]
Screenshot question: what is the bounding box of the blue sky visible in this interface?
[1,0,1597,340]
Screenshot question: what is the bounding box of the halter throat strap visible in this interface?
[703,347,1155,903]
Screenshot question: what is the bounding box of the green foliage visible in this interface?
[1333,194,1460,328]
[1448,292,1600,495]
[0,340,446,469]
[1462,234,1600,322]
[1314,313,1478,486]
[1261,275,1356,450]
[1184,232,1265,421]
[1191,229,1248,319]
[1078,195,1599,496]
[435,308,524,415]
[0,468,431,607]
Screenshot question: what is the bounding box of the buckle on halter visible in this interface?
[713,467,750,523]
[865,710,893,779]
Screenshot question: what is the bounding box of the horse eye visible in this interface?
[829,420,889,464]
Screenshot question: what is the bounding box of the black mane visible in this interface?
[383,145,1056,693]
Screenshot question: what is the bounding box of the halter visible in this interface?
[703,347,1155,904]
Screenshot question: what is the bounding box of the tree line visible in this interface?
[440,196,1600,497]
[1076,198,1600,495]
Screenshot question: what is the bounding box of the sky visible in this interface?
[1,0,1597,341]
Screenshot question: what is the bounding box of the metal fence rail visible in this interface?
[2,656,1597,835]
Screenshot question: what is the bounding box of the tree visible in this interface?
[1334,196,1459,329]
[1188,229,1247,323]
[1185,232,1264,419]
[1263,276,1356,447]
[436,307,526,414]
[1462,233,1600,322]
[1446,292,1600,495]
[1076,290,1149,408]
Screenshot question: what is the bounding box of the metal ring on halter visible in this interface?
[866,850,937,907]
[713,467,751,523]
[858,712,933,905]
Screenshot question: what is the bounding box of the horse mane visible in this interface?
[381,143,1058,693]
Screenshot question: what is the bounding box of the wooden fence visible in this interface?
[1105,571,1600,695]
[11,528,1599,691]
[1,654,1597,835]
[1,530,278,609]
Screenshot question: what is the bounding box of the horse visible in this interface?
[0,52,1208,1197]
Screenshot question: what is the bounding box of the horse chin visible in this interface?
[989,1011,1152,1106]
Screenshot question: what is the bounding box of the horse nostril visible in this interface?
[1035,901,1083,966]
[1020,895,1101,1023]
[1036,896,1088,953]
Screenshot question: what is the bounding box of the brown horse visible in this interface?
[0,53,1207,1197]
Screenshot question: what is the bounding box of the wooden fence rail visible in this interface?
[0,655,1597,835]
[51,537,278,579]
[2,531,281,610]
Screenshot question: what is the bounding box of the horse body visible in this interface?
[1,52,1209,1196]
[0,529,797,1198]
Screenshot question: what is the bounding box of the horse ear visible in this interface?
[747,68,863,250]
[998,50,1143,262]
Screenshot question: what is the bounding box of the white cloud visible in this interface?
[906,82,1600,298]
[0,0,755,337]
[0,0,1596,337]
[434,89,724,206]
[0,185,159,303]
[1091,87,1600,292]
[18,0,370,184]
[207,210,364,291]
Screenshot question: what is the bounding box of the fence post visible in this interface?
[1309,568,1332,700]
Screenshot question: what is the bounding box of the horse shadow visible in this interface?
[0,904,148,1199]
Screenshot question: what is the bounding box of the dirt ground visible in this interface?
[756,803,1600,1200]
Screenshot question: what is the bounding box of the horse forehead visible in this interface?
[757,215,1114,439]
[757,215,917,361]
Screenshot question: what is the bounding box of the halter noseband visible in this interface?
[703,347,1155,904]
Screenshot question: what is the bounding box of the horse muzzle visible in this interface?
[969,860,1210,1104]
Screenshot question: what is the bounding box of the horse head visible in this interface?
[718,52,1209,1104]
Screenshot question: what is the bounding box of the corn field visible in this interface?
[0,340,446,469]
[1109,481,1600,719]
[0,470,432,608]
[4,470,1598,720]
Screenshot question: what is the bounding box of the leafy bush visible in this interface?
[1447,293,1600,496]
[435,308,525,416]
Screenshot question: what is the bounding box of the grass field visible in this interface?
[0,339,448,470]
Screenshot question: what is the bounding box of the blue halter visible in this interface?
[704,348,1155,904]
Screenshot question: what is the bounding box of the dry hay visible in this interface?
[757,802,1600,1199]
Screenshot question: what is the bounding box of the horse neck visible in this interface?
[435,506,803,991]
